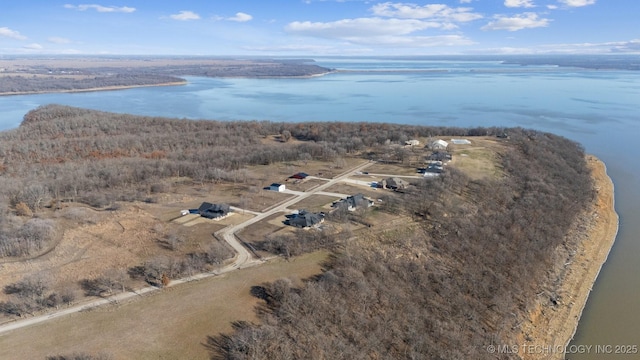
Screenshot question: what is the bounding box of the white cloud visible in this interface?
[370,2,482,22]
[547,4,558,9]
[287,18,445,38]
[348,34,475,47]
[558,0,596,7]
[170,10,201,21]
[0,27,27,40]
[228,12,253,22]
[286,18,473,48]
[48,37,72,44]
[504,0,536,8]
[243,44,339,53]
[481,12,550,31]
[23,43,43,50]
[460,0,473,3]
[64,4,135,13]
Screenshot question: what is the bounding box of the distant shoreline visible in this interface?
[0,71,338,97]
[0,81,188,97]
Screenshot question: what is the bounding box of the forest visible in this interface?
[0,105,593,359]
[0,58,331,94]
[206,127,593,359]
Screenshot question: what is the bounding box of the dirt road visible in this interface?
[0,160,372,335]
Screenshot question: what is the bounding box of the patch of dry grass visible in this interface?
[0,251,328,360]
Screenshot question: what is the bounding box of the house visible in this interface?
[332,193,374,211]
[285,210,325,228]
[197,202,231,219]
[429,151,452,162]
[430,139,449,150]
[289,172,309,180]
[269,183,286,192]
[380,177,409,191]
[405,139,420,146]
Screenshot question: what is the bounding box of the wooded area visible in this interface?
[0,105,593,358]
[0,58,331,94]
[207,129,593,359]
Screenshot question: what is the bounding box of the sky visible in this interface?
[0,0,638,56]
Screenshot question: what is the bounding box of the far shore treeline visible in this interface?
[0,105,594,359]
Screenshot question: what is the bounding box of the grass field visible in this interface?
[0,251,328,360]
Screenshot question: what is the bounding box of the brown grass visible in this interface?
[0,251,328,360]
[289,195,340,212]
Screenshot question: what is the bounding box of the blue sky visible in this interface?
[1,0,638,55]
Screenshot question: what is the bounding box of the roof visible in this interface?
[385,177,409,189]
[289,172,309,179]
[287,210,324,227]
[333,193,372,210]
[197,202,231,218]
[432,139,449,148]
[270,183,283,187]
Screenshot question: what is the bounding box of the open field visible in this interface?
[0,251,328,360]
[236,212,289,244]
[289,194,340,212]
[447,137,507,180]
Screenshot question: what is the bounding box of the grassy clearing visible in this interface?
[0,251,328,360]
[289,194,340,212]
[448,137,505,180]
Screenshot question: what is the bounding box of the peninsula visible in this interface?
[0,57,332,96]
[0,106,618,359]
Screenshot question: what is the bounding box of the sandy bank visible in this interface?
[519,155,618,360]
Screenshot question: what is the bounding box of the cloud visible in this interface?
[243,44,339,53]
[287,18,474,47]
[0,27,27,40]
[23,43,43,50]
[228,12,253,22]
[346,34,475,47]
[558,0,596,7]
[370,2,482,22]
[608,39,640,53]
[170,10,201,21]
[287,18,446,38]
[547,4,558,9]
[481,12,550,31]
[504,0,536,8]
[64,4,135,13]
[459,0,473,3]
[48,37,72,44]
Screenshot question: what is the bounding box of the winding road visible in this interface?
[0,160,373,335]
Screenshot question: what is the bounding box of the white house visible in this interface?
[269,183,285,192]
[431,139,449,150]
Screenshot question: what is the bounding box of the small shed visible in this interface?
[269,183,286,192]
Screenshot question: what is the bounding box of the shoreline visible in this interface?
[0,81,188,97]
[520,155,619,360]
[0,71,335,97]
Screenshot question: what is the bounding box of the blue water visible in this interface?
[0,58,639,358]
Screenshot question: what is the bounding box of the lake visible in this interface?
[1,57,639,358]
